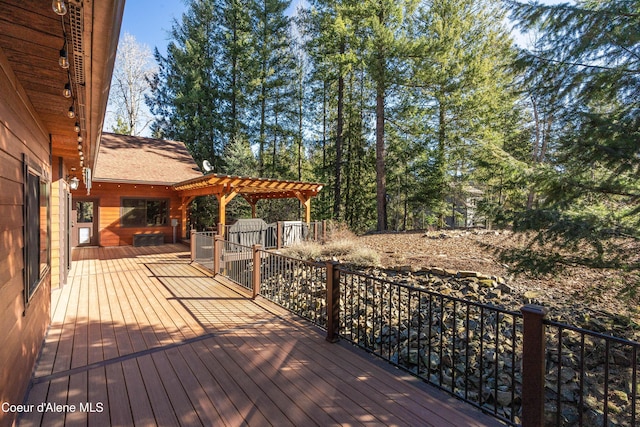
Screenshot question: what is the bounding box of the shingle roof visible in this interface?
[93,133,203,185]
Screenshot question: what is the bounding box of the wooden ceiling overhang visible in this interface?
[173,174,324,226]
[0,0,124,178]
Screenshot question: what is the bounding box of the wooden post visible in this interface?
[521,304,549,427]
[325,261,340,343]
[313,222,319,242]
[181,196,195,240]
[190,229,196,262]
[303,198,311,224]
[322,220,327,241]
[252,244,261,299]
[214,234,223,276]
[276,221,282,249]
[216,190,239,238]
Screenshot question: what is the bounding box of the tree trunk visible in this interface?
[437,97,446,227]
[375,77,387,231]
[333,43,345,221]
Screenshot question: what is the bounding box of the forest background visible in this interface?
[106,0,639,274]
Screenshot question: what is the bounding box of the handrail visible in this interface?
[200,237,639,427]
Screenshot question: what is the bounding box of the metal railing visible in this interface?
[258,251,327,328]
[218,220,327,249]
[191,231,215,266]
[219,240,254,292]
[192,237,639,426]
[542,319,639,426]
[338,267,523,424]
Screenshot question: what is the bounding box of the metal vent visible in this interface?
[69,2,85,85]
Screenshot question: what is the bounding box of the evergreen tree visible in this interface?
[510,0,640,244]
[354,0,418,231]
[147,0,224,168]
[409,0,520,227]
[298,0,358,220]
[249,0,297,177]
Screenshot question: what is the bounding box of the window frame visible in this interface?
[23,154,50,310]
[120,197,170,228]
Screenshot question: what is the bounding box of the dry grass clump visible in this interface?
[283,241,323,260]
[282,222,381,267]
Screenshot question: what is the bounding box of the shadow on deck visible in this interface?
[19,244,503,426]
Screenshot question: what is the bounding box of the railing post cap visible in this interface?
[520,304,549,317]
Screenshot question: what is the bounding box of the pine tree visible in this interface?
[249,0,297,177]
[147,0,225,168]
[509,0,640,243]
[408,0,520,227]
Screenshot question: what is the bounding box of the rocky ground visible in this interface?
[356,229,640,340]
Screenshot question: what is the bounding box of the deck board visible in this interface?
[19,244,503,427]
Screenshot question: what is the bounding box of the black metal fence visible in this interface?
[542,319,639,426]
[258,251,327,327]
[338,267,523,424]
[219,240,254,292]
[195,238,639,426]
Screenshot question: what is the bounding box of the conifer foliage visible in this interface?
[509,0,640,243]
[143,0,638,247]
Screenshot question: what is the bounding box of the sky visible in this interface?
[119,1,187,56]
[119,0,304,56]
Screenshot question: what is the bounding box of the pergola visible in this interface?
[173,174,324,236]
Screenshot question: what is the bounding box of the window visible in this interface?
[24,157,50,305]
[76,201,94,223]
[122,198,169,227]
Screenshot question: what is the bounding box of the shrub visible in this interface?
[281,223,381,267]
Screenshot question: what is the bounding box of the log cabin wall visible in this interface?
[0,50,52,425]
[75,182,185,246]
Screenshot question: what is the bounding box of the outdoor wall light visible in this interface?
[63,82,72,98]
[74,122,81,133]
[67,176,79,190]
[67,105,75,118]
[52,0,67,16]
[59,48,69,69]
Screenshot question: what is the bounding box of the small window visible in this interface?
[76,201,94,223]
[122,198,169,227]
[24,157,50,305]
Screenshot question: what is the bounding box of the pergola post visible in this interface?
[241,194,258,219]
[180,196,195,238]
[294,191,312,223]
[216,189,239,237]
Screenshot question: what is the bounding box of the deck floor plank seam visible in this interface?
[18,245,503,427]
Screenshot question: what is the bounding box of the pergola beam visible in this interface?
[173,173,323,230]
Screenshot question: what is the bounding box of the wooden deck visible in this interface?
[19,244,503,427]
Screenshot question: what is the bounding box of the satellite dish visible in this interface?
[202,160,213,173]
